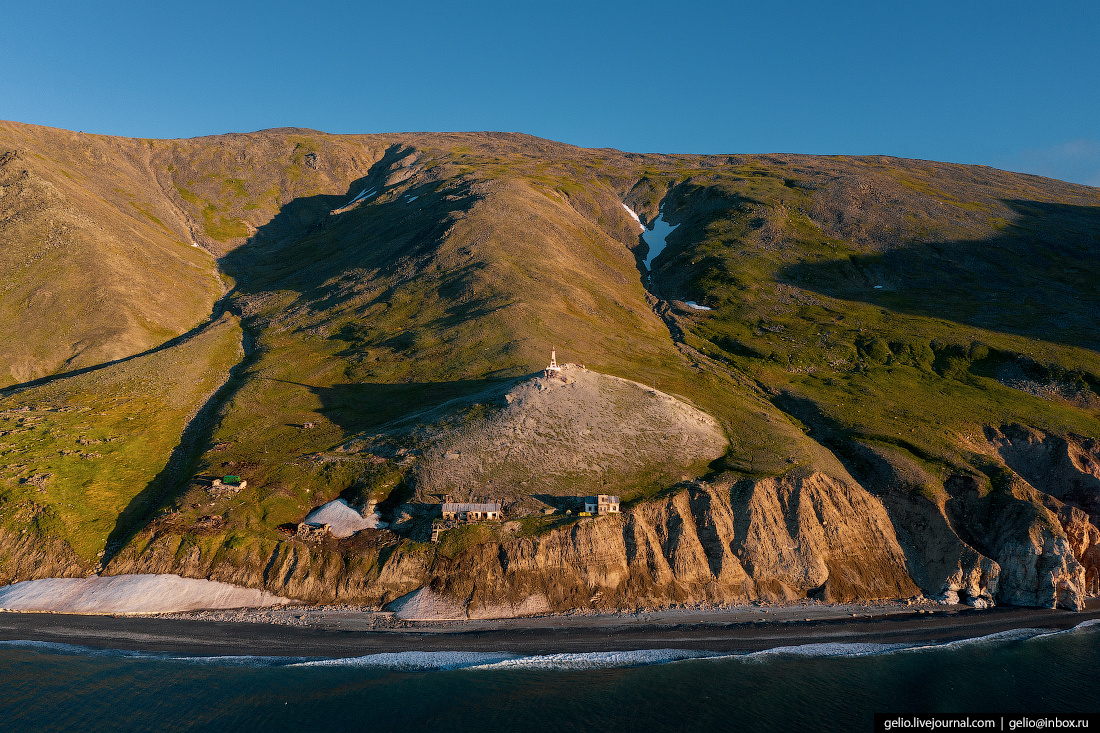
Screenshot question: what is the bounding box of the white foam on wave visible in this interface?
[0,639,305,667]
[473,649,719,670]
[904,627,1045,654]
[295,651,518,670]
[742,641,909,660]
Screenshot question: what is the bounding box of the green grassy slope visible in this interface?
[644,156,1100,499]
[0,123,227,385]
[0,313,242,574]
[0,121,1097,606]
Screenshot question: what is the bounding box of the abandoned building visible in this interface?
[583,494,620,514]
[441,502,502,521]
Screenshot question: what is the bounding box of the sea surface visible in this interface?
[0,622,1097,732]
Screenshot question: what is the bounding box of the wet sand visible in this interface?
[0,599,1097,658]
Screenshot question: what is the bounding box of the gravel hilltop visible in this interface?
[403,365,728,507]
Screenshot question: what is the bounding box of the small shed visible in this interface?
[583,495,620,515]
[211,475,247,490]
[441,502,502,521]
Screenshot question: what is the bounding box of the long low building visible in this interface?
[441,502,502,521]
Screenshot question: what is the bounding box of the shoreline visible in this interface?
[0,599,1096,659]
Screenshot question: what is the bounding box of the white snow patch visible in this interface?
[683,301,711,311]
[0,574,291,615]
[874,285,884,289]
[406,195,418,202]
[303,499,383,538]
[344,187,377,207]
[642,211,679,271]
[384,586,467,621]
[621,203,645,232]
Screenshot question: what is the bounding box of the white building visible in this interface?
[584,495,620,515]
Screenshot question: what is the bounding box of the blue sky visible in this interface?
[5,0,1098,185]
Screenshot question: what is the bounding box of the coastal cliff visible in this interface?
[102,426,1100,615]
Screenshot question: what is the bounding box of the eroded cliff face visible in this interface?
[942,475,1086,610]
[987,425,1100,523]
[105,472,919,612]
[877,489,1000,608]
[35,421,1100,615]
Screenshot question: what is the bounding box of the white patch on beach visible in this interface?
[303,499,383,538]
[642,211,679,271]
[683,301,711,311]
[0,574,291,615]
[384,586,468,621]
[621,203,645,232]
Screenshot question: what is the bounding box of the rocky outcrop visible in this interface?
[427,472,918,613]
[377,366,729,507]
[91,426,1100,614]
[987,424,1100,522]
[878,490,999,607]
[1042,495,1100,597]
[944,475,1087,610]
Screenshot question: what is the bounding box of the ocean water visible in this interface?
[0,623,1097,732]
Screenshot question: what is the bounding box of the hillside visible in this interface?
[1,120,1098,613]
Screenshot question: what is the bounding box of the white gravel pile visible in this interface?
[303,499,384,538]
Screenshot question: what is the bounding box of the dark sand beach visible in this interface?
[1,599,1097,658]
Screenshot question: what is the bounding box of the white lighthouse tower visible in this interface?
[547,347,561,372]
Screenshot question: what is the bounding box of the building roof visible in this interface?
[442,502,502,513]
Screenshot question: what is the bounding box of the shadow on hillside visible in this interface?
[99,335,261,570]
[778,199,1100,352]
[768,391,937,493]
[297,374,525,436]
[218,143,475,306]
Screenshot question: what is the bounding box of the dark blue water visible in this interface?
[1,624,1097,732]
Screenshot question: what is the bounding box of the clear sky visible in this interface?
[5,0,1098,185]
